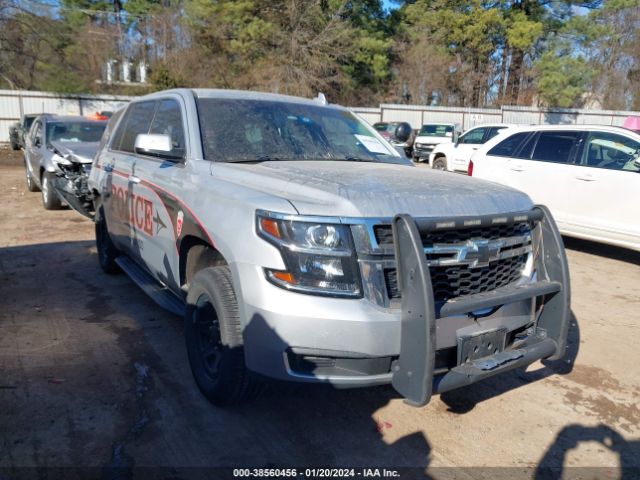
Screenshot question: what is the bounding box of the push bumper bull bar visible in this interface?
[391,205,570,406]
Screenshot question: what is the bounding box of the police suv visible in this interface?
[89,89,570,406]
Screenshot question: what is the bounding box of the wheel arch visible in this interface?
[180,235,228,288]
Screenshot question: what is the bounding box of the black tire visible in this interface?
[11,141,20,151]
[25,160,39,192]
[432,156,448,171]
[185,266,259,406]
[41,171,62,210]
[95,206,120,274]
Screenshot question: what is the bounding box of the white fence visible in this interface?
[2,89,638,143]
[351,104,639,130]
[0,90,132,142]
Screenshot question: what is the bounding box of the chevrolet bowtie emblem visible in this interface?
[458,239,505,268]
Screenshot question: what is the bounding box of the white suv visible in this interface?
[469,125,640,251]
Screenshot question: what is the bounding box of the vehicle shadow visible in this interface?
[562,236,640,266]
[534,424,640,480]
[1,241,620,480]
[0,241,431,479]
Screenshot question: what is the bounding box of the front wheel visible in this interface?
[41,171,62,209]
[25,160,39,192]
[432,157,448,171]
[95,206,120,274]
[185,266,260,406]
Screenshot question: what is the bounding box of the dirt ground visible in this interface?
[0,147,639,479]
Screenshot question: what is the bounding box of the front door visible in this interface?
[129,97,188,292]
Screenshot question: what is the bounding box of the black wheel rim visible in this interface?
[193,296,223,381]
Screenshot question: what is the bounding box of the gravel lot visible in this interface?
[1,147,639,479]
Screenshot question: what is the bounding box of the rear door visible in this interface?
[103,100,158,259]
[129,97,188,291]
[504,131,581,226]
[567,130,640,248]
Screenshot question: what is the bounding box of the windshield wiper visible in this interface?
[224,156,283,163]
[342,156,378,163]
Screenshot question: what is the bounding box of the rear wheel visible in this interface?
[432,156,448,171]
[185,266,260,406]
[95,206,120,274]
[41,171,62,209]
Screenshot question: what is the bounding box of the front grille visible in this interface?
[384,253,528,302]
[374,222,531,246]
[376,221,532,303]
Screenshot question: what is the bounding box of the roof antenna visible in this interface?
[315,92,327,105]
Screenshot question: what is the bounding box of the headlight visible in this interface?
[51,153,72,166]
[256,211,362,298]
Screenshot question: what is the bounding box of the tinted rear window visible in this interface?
[531,131,580,163]
[487,132,530,157]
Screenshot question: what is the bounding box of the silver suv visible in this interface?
[89,89,570,406]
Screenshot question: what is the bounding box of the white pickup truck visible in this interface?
[88,89,570,406]
[412,123,459,165]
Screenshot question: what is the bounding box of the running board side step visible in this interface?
[115,256,186,317]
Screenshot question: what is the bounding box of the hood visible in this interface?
[50,141,100,164]
[212,161,533,218]
[415,135,451,145]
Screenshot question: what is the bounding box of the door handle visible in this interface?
[575,174,596,182]
[128,175,141,184]
[510,165,525,172]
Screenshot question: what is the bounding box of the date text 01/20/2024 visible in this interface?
[232,468,401,478]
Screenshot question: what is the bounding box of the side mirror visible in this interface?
[453,131,460,146]
[134,134,182,160]
[394,122,412,143]
[34,137,41,147]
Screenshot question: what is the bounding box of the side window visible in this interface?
[514,133,537,159]
[98,108,124,153]
[148,99,186,158]
[531,131,580,163]
[459,128,486,145]
[112,101,157,153]
[580,131,640,172]
[487,132,530,157]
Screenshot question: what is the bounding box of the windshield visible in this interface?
[47,122,106,144]
[418,124,454,136]
[196,98,401,163]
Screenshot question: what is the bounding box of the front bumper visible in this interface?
[238,206,569,403]
[391,205,570,405]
